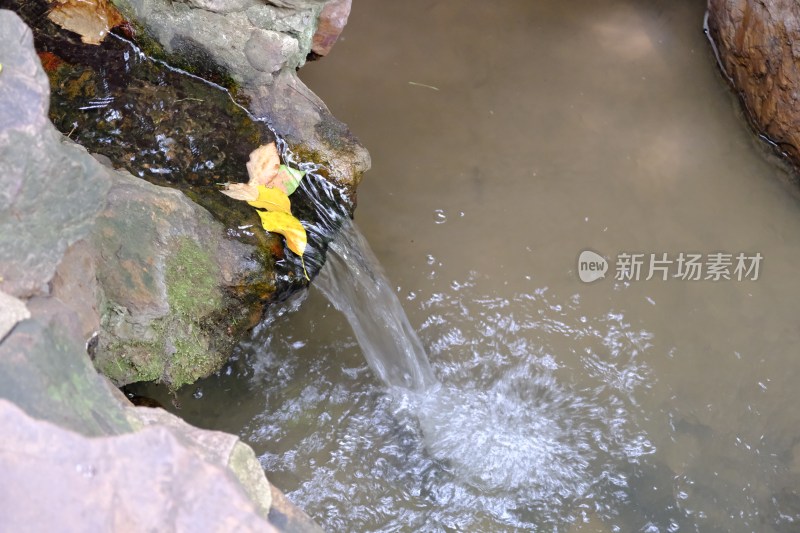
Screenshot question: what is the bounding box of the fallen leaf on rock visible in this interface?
[223,142,310,279]
[244,142,306,195]
[220,182,259,202]
[274,164,306,195]
[257,210,309,279]
[247,186,291,214]
[256,210,307,256]
[246,142,281,188]
[47,0,124,45]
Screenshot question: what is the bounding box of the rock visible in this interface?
[127,405,273,517]
[1,9,275,389]
[51,240,101,341]
[245,28,300,74]
[110,0,370,191]
[0,10,111,299]
[0,399,275,531]
[311,0,350,57]
[269,484,326,533]
[0,293,279,525]
[707,0,800,169]
[92,171,265,389]
[249,68,369,195]
[0,291,30,342]
[0,295,132,436]
[0,12,317,528]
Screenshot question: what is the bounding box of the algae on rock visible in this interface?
[92,172,266,389]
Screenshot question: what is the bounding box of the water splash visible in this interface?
[311,218,654,524]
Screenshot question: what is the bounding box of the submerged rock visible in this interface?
[707,0,800,171]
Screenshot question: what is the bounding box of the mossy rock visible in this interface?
[93,173,271,390]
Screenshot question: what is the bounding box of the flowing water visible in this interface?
[128,0,800,531]
[315,220,436,392]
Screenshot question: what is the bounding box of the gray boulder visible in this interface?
[0,15,110,299]
[91,170,262,389]
[0,399,275,531]
[1,9,269,389]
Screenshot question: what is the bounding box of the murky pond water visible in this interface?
[131,0,800,530]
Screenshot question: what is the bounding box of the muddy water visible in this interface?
[131,0,800,530]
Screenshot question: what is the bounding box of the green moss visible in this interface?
[165,238,222,318]
[100,338,165,384]
[158,237,227,389]
[228,442,273,518]
[165,326,223,389]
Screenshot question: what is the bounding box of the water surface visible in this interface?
[132,0,800,530]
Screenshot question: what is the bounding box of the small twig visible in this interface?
[408,81,440,91]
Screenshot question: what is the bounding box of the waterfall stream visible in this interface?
[314,219,437,392]
[309,215,652,507]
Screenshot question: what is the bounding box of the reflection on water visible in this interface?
[130,0,800,530]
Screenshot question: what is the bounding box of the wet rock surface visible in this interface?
[707,0,800,172]
[3,1,357,389]
[0,11,322,527]
[0,7,270,388]
[109,0,370,190]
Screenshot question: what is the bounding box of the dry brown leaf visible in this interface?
[220,182,259,202]
[48,0,124,45]
[246,142,281,188]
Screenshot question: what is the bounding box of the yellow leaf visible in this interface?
[220,182,258,202]
[246,142,280,188]
[256,210,307,257]
[47,0,124,45]
[247,186,291,214]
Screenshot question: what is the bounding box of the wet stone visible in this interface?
[7,0,352,290]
